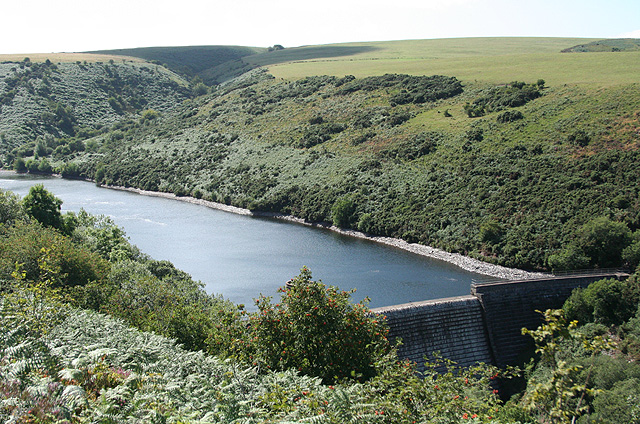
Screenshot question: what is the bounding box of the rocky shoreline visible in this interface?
[106,185,547,281]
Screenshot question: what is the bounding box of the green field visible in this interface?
[255,37,639,86]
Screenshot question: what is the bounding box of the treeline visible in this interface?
[2,186,640,423]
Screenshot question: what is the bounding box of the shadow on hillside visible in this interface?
[245,45,381,67]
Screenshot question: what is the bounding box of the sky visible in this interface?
[2,0,640,54]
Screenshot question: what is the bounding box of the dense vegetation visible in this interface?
[0,57,189,151]
[11,66,637,272]
[1,38,639,421]
[1,186,640,423]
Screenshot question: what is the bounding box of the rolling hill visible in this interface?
[2,37,639,272]
[0,54,190,152]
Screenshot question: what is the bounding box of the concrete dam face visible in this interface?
[372,272,629,372]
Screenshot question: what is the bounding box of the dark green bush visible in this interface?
[496,110,524,123]
[563,278,640,326]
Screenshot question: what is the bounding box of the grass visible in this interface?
[259,37,639,87]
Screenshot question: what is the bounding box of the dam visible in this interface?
[372,271,629,372]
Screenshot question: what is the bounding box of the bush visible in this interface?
[496,110,524,123]
[0,189,24,225]
[0,220,109,289]
[331,196,356,228]
[548,245,591,272]
[244,268,390,383]
[22,184,63,230]
[623,231,640,271]
[575,217,632,268]
[563,278,640,326]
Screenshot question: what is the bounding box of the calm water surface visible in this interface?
[0,172,487,308]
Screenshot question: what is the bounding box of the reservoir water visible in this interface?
[0,172,487,309]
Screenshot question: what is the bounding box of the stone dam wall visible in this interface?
[372,272,629,372]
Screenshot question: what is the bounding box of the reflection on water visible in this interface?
[0,172,486,309]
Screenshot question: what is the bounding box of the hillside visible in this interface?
[0,55,190,156]
[562,38,640,52]
[88,45,266,84]
[4,37,640,272]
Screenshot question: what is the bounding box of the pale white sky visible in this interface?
[2,0,640,54]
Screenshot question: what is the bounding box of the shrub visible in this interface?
[563,278,640,326]
[12,157,27,173]
[548,245,590,272]
[244,268,390,383]
[575,217,632,268]
[496,110,524,123]
[22,184,63,230]
[331,196,357,228]
[0,220,109,289]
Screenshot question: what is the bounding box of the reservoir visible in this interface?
[0,172,488,309]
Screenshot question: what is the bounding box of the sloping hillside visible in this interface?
[5,38,640,272]
[88,45,266,83]
[0,55,189,154]
[562,38,640,52]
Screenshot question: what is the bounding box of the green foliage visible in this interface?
[575,217,632,268]
[2,189,639,423]
[140,108,160,122]
[522,309,614,424]
[549,217,633,271]
[0,220,109,289]
[496,110,524,123]
[0,60,189,150]
[466,81,542,117]
[338,74,463,105]
[0,189,24,225]
[12,157,26,172]
[243,268,390,383]
[563,278,640,326]
[331,196,357,228]
[22,184,63,230]
[479,219,503,244]
[623,238,640,271]
[548,246,591,273]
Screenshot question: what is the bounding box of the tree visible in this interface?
[191,83,208,97]
[331,196,356,228]
[575,217,632,268]
[522,309,613,423]
[22,184,63,230]
[0,189,24,225]
[13,157,27,173]
[563,278,640,326]
[244,268,390,383]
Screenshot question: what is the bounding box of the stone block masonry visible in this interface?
[373,295,494,373]
[472,272,629,368]
[373,272,629,371]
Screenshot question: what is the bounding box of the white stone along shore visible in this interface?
[108,185,547,281]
